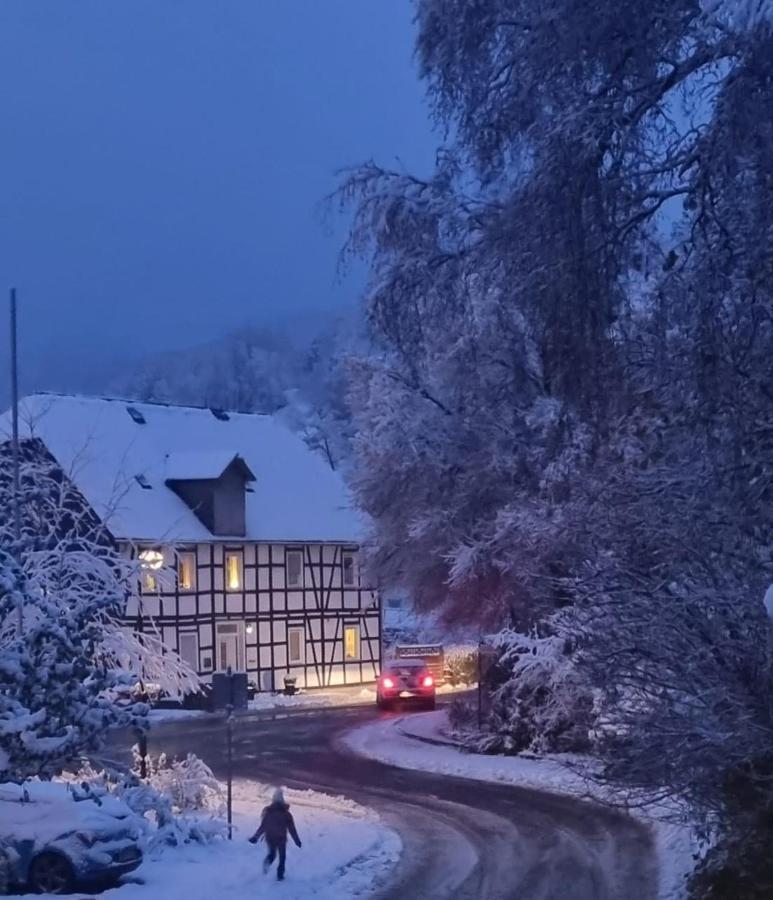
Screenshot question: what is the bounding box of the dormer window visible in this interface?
[165,453,256,537]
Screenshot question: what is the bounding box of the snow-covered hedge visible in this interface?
[453,629,595,755]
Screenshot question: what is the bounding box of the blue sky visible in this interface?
[0,1,436,394]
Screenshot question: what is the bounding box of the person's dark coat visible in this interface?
[255,801,302,847]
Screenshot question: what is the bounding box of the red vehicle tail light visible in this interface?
[381,676,395,690]
[422,675,434,688]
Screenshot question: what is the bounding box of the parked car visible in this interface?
[377,658,436,711]
[0,781,143,894]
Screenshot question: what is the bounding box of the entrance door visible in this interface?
[216,622,244,671]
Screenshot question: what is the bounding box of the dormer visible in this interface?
[165,452,255,537]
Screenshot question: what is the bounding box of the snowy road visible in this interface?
[134,706,656,900]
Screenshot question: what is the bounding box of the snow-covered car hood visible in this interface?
[0,782,137,844]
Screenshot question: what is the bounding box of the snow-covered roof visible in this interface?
[164,451,255,482]
[0,394,363,544]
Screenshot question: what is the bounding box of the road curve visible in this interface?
[135,706,657,900]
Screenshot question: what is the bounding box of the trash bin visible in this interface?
[283,675,297,696]
[211,672,249,711]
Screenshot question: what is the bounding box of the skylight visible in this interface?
[135,474,152,490]
[126,406,146,424]
[210,408,230,421]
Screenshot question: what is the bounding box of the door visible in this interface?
[216,622,244,671]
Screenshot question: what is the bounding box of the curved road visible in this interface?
[138,705,656,900]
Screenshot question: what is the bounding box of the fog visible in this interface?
[0,1,436,404]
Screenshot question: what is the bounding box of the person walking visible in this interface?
[248,787,302,882]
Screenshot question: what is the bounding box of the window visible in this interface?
[288,626,305,665]
[139,548,164,592]
[177,551,196,592]
[225,551,242,591]
[286,550,303,588]
[344,625,360,661]
[342,551,357,587]
[126,405,146,425]
[178,632,199,672]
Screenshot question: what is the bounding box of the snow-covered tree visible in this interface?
[0,439,199,781]
[0,546,146,781]
[111,324,298,414]
[339,0,773,873]
[339,0,773,626]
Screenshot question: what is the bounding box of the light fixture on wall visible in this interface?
[245,624,254,635]
[138,549,164,570]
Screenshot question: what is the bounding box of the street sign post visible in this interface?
[226,666,234,840]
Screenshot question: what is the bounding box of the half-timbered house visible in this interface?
[1,393,380,692]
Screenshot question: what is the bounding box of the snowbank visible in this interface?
[343,709,695,900]
[148,682,473,723]
[17,779,400,900]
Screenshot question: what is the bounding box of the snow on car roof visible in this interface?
[385,658,427,668]
[0,782,133,843]
[0,394,364,544]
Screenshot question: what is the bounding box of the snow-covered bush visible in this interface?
[467,629,594,755]
[76,751,226,850]
[138,750,225,819]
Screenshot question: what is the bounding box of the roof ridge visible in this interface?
[23,392,270,419]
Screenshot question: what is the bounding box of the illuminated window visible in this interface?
[225,552,242,591]
[286,550,303,588]
[344,625,360,661]
[342,551,357,586]
[177,551,196,592]
[139,548,163,592]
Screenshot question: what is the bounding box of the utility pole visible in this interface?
[10,288,23,636]
[226,666,234,840]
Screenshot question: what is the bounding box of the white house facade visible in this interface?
[2,393,380,692]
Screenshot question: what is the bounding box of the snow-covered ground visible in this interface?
[343,710,696,900]
[19,780,400,900]
[148,682,474,724]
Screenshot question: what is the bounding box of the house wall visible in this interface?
[123,541,381,691]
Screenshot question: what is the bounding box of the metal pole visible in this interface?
[477,638,483,730]
[10,288,23,636]
[226,666,234,840]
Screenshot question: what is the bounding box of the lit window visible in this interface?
[139,549,163,592]
[344,625,360,661]
[288,626,305,665]
[286,550,303,588]
[225,552,242,591]
[342,552,357,586]
[178,551,196,592]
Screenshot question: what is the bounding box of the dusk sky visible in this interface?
[0,1,436,397]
